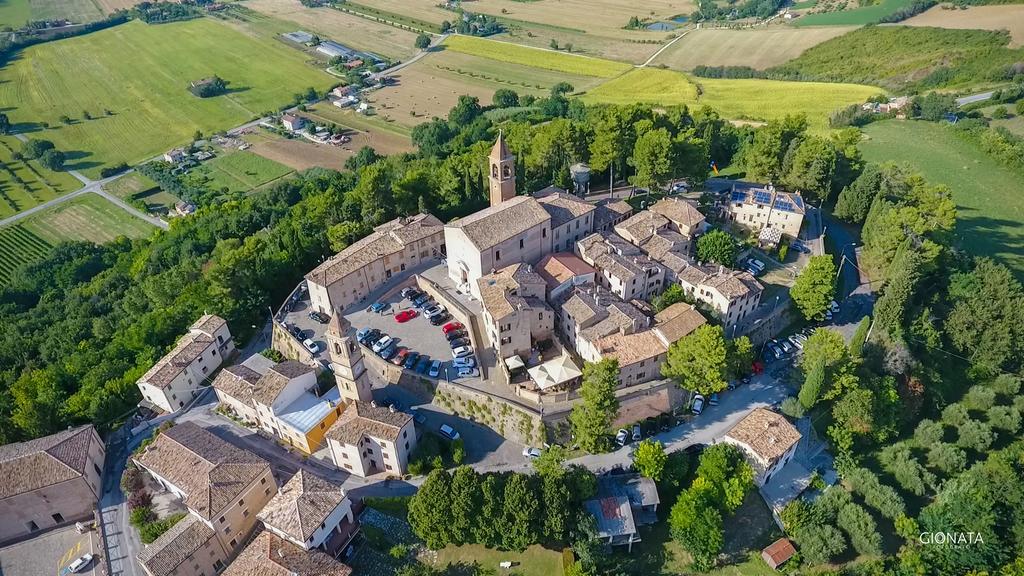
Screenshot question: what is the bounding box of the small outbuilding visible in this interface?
[761,538,797,570]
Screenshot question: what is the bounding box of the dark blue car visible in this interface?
[415,355,432,374]
[404,352,420,369]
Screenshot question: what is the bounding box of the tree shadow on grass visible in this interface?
[63,149,101,171]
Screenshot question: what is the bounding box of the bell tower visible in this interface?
[488,131,516,207]
[325,314,373,403]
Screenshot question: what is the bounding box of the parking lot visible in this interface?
[347,285,476,383]
[0,525,99,576]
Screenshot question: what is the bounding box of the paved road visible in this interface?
[956,91,994,107]
[98,428,145,576]
[641,29,692,67]
[370,34,450,82]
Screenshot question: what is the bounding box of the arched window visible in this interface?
[491,164,498,178]
[502,164,512,179]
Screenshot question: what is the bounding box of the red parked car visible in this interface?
[442,321,464,334]
[395,310,418,323]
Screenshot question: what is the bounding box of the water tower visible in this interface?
[569,163,591,197]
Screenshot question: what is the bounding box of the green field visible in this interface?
[184,150,293,194]
[30,0,103,23]
[0,136,83,219]
[860,120,1024,277]
[0,18,334,178]
[103,171,158,200]
[582,68,880,132]
[442,35,633,78]
[795,0,914,25]
[0,224,53,286]
[21,193,155,244]
[0,0,30,28]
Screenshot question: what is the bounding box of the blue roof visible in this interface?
[731,190,748,203]
[278,386,341,434]
[753,190,773,205]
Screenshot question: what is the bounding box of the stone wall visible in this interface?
[433,382,546,446]
[272,322,316,365]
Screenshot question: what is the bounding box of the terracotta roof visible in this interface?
[614,211,670,245]
[477,263,549,320]
[444,196,550,250]
[326,401,412,445]
[252,361,314,407]
[580,300,646,342]
[650,198,706,231]
[258,471,348,542]
[536,192,596,229]
[212,364,264,402]
[640,230,689,261]
[306,214,443,287]
[762,538,797,568]
[137,514,217,576]
[223,530,352,576]
[675,261,713,286]
[702,269,763,300]
[134,422,270,520]
[593,200,633,230]
[139,330,216,389]
[596,330,666,367]
[0,425,97,499]
[725,408,802,463]
[535,253,595,290]
[653,303,707,345]
[577,231,641,261]
[192,314,227,337]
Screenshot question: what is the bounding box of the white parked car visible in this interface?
[424,304,447,318]
[439,423,460,440]
[522,446,542,459]
[372,335,393,353]
[788,334,806,350]
[691,394,706,415]
[302,339,320,354]
[456,366,480,379]
[829,300,840,313]
[747,258,766,272]
[68,554,94,574]
[615,428,629,447]
[779,340,793,354]
[452,356,477,369]
[452,345,473,359]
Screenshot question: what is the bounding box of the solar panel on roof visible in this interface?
[792,195,804,208]
[754,191,772,204]
[776,201,794,212]
[731,191,747,202]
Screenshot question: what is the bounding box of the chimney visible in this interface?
[370,400,377,408]
[278,548,285,559]
[389,405,396,413]
[718,265,724,275]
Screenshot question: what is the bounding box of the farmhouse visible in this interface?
[0,425,105,545]
[164,148,187,163]
[212,357,344,455]
[325,401,417,477]
[723,182,806,240]
[133,422,276,575]
[477,263,555,360]
[257,471,359,558]
[723,408,802,486]
[281,113,306,131]
[136,315,234,414]
[306,213,445,314]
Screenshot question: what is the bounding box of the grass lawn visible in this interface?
[0,0,29,27]
[582,69,881,132]
[103,172,159,199]
[432,544,565,576]
[859,120,1024,278]
[442,35,633,78]
[0,18,334,178]
[795,0,915,25]
[185,150,292,194]
[20,192,156,244]
[0,223,53,286]
[0,136,82,219]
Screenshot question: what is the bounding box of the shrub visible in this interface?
[880,444,935,496]
[814,486,852,521]
[926,442,967,475]
[913,419,944,445]
[941,403,969,426]
[962,386,996,411]
[389,543,411,559]
[139,513,185,544]
[780,397,806,419]
[795,523,847,566]
[843,467,906,519]
[837,502,882,556]
[129,506,154,527]
[127,489,152,510]
[987,405,1021,432]
[121,468,144,492]
[451,438,465,465]
[957,419,995,452]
